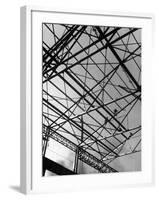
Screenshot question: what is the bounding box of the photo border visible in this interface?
[20,6,154,194]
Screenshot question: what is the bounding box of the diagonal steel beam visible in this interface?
[43,28,138,83]
[96,27,141,91]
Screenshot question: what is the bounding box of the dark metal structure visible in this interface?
[42,23,141,176]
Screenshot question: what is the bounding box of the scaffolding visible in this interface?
[42,23,141,175]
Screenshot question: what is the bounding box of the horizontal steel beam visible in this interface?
[43,125,118,173]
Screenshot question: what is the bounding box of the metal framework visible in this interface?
[42,23,141,175]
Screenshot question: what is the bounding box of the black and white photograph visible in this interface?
[42,23,141,176]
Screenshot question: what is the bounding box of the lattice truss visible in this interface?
[42,23,141,174]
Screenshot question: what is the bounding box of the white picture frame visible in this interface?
[20,6,154,194]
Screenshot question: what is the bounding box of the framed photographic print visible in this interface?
[20,6,154,194]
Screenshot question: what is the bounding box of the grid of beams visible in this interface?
[42,23,141,175]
